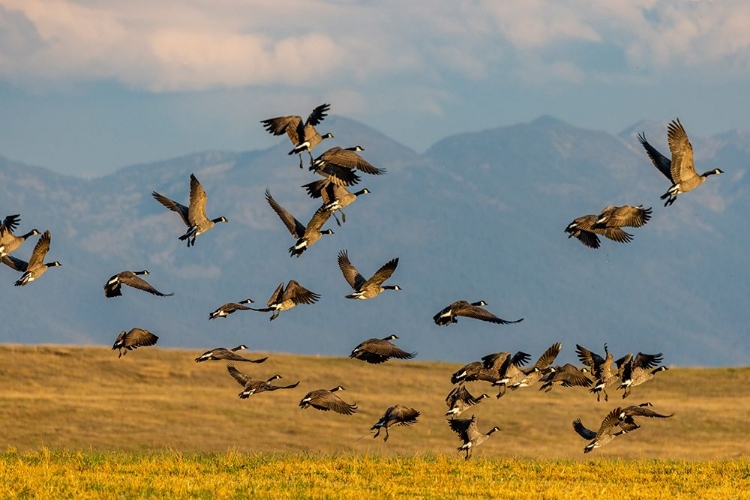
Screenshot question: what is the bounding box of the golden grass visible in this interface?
[1,450,749,499]
[1,344,749,461]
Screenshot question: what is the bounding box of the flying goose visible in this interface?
[449,415,501,460]
[489,350,533,397]
[503,342,562,394]
[152,173,227,247]
[565,214,633,249]
[371,405,420,442]
[104,270,174,298]
[349,334,416,364]
[309,146,386,185]
[593,205,652,230]
[1,230,61,286]
[573,407,633,453]
[638,120,723,206]
[299,386,357,415]
[112,328,158,358]
[0,214,39,258]
[226,365,300,399]
[433,300,523,326]
[209,299,254,319]
[617,402,674,425]
[617,352,668,399]
[260,103,333,168]
[538,363,592,392]
[576,343,619,402]
[250,280,320,321]
[195,345,268,363]
[302,179,370,226]
[573,403,673,453]
[451,351,529,385]
[445,386,490,417]
[337,250,400,300]
[265,189,334,257]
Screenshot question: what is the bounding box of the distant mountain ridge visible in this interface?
[1,116,747,366]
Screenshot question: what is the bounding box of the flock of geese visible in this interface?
[1,109,722,458]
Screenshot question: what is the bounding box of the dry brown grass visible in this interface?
[1,344,749,460]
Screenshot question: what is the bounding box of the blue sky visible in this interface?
[2,0,750,177]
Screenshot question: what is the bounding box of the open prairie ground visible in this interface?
[1,344,748,498]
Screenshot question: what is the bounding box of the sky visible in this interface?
[2,0,750,178]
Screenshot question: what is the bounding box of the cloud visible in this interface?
[2,0,750,95]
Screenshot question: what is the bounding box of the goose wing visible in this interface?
[2,254,28,272]
[261,114,303,144]
[265,190,305,238]
[338,250,366,290]
[187,174,210,225]
[361,257,399,288]
[152,191,190,227]
[116,272,173,297]
[572,419,597,440]
[304,206,332,234]
[284,280,320,305]
[667,118,696,183]
[226,365,252,387]
[638,132,673,182]
[0,214,20,235]
[387,405,420,426]
[123,328,159,349]
[27,230,51,269]
[266,282,285,307]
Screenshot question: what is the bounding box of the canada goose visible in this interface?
[209,299,254,319]
[299,386,357,415]
[638,120,723,206]
[538,363,592,392]
[576,343,618,402]
[448,415,501,460]
[617,402,674,425]
[250,280,320,321]
[152,173,227,247]
[260,103,333,168]
[309,146,386,185]
[265,189,333,257]
[618,352,668,399]
[104,270,174,298]
[573,403,673,453]
[451,351,529,385]
[445,386,490,417]
[338,250,400,300]
[349,334,416,364]
[0,214,39,258]
[0,214,20,237]
[593,205,652,229]
[1,230,61,286]
[433,300,523,326]
[573,407,633,453]
[302,179,370,226]
[504,342,562,394]
[194,345,268,363]
[226,365,300,399]
[486,351,532,396]
[371,405,420,442]
[565,214,633,249]
[112,328,158,358]
[451,361,493,385]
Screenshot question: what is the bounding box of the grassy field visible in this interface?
[1,344,749,498]
[2,451,749,499]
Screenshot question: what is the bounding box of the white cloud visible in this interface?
[2,0,750,95]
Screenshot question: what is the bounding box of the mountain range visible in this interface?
[1,115,747,366]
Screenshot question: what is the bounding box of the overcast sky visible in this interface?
[2,0,750,177]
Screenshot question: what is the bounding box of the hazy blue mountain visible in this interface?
[1,116,747,367]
